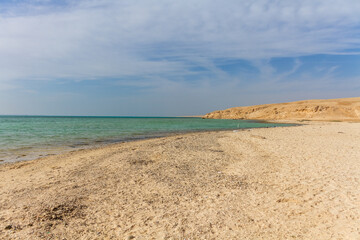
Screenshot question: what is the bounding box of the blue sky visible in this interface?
[0,0,360,116]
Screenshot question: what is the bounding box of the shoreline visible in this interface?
[0,121,296,165]
[1,121,359,239]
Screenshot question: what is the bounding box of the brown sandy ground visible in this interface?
[0,122,360,239]
[203,97,360,121]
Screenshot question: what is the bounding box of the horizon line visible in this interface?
[0,114,201,118]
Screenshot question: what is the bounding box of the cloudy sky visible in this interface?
[1,0,360,116]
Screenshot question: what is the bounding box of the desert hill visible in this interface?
[203,97,360,121]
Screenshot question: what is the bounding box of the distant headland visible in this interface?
[203,97,360,122]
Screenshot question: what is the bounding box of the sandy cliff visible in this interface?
[203,97,360,121]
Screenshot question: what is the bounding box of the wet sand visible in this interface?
[0,121,359,239]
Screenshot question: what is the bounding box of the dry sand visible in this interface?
[203,97,360,121]
[1,122,360,239]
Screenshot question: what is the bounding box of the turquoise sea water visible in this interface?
[0,116,292,163]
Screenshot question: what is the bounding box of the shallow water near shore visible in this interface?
[0,116,293,163]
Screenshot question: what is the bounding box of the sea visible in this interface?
[0,116,292,163]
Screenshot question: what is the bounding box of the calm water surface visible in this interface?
[0,116,292,163]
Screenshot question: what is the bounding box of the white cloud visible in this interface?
[0,0,360,86]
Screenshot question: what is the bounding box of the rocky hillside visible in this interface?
[203,97,360,121]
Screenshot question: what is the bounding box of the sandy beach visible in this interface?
[1,121,360,239]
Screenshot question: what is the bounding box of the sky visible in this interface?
[0,0,360,116]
